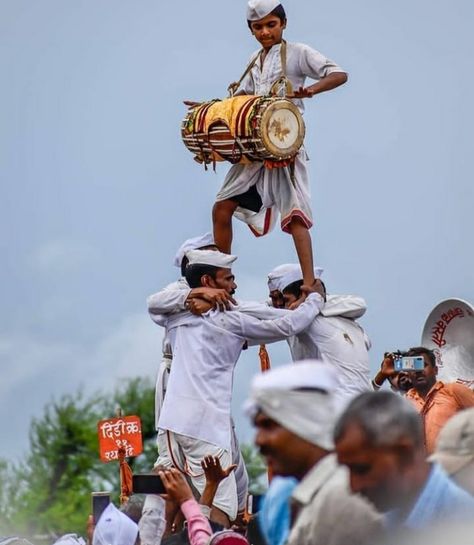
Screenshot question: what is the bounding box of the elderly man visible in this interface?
[403,346,474,454]
[156,250,323,527]
[247,361,382,545]
[335,391,474,530]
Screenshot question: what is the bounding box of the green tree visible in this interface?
[1,378,157,538]
[240,443,268,494]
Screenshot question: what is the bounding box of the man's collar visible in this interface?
[291,453,338,506]
[407,380,444,400]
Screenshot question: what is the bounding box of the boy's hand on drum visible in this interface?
[287,86,314,99]
[183,100,201,108]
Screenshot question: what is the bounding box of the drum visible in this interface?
[181,95,305,167]
[421,298,474,388]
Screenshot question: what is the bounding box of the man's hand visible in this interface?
[380,354,397,379]
[201,455,237,486]
[187,287,236,311]
[188,298,214,315]
[289,279,325,309]
[158,468,194,506]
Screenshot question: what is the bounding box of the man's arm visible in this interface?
[223,293,324,345]
[148,281,235,321]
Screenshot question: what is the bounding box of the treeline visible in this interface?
[0,378,265,539]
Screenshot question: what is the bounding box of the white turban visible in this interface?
[246,361,339,450]
[270,264,324,293]
[247,0,281,21]
[93,503,138,545]
[173,232,214,268]
[267,263,297,292]
[186,249,237,268]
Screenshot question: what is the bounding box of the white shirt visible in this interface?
[234,295,371,401]
[240,41,345,112]
[158,293,324,450]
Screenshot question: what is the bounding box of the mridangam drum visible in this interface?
[181,95,305,167]
[421,298,474,389]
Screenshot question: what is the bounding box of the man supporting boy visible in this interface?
[212,0,347,299]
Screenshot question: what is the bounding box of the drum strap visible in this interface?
[228,40,293,97]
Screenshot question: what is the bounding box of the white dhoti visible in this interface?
[216,150,312,237]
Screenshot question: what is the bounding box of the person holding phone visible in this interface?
[404,346,474,454]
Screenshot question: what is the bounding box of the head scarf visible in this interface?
[173,232,214,268]
[246,360,339,450]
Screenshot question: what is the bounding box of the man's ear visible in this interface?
[434,365,438,376]
[201,275,213,288]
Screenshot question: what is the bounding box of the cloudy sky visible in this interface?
[1,0,473,460]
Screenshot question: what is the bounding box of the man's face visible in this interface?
[249,14,286,50]
[254,411,309,478]
[336,424,413,512]
[210,268,237,295]
[282,291,297,309]
[412,353,437,392]
[269,289,285,308]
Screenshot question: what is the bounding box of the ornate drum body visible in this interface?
[181,95,305,166]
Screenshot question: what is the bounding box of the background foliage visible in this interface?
[0,378,266,540]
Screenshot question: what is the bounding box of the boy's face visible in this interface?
[249,14,286,50]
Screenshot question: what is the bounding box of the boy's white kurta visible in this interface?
[158,293,324,450]
[216,42,345,236]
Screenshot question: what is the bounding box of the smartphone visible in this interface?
[246,494,263,514]
[394,356,424,372]
[92,492,110,523]
[132,474,166,494]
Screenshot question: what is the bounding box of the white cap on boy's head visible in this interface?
[186,249,237,269]
[247,0,281,21]
[173,232,215,268]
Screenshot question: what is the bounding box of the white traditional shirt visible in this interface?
[239,41,345,112]
[147,278,190,430]
[158,294,324,450]
[288,454,382,545]
[233,295,371,401]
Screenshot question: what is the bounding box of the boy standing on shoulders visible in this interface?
[212,0,347,302]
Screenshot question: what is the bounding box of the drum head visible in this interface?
[259,99,305,159]
[421,298,474,388]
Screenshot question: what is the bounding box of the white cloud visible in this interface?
[29,239,99,274]
[1,313,163,459]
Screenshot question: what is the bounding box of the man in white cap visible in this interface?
[429,408,474,494]
[92,503,138,545]
[209,1,347,304]
[247,361,382,545]
[155,249,323,527]
[272,264,371,399]
[144,232,234,542]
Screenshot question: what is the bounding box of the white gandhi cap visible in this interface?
[186,249,237,268]
[247,0,281,21]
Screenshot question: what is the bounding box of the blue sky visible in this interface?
[1,0,473,460]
